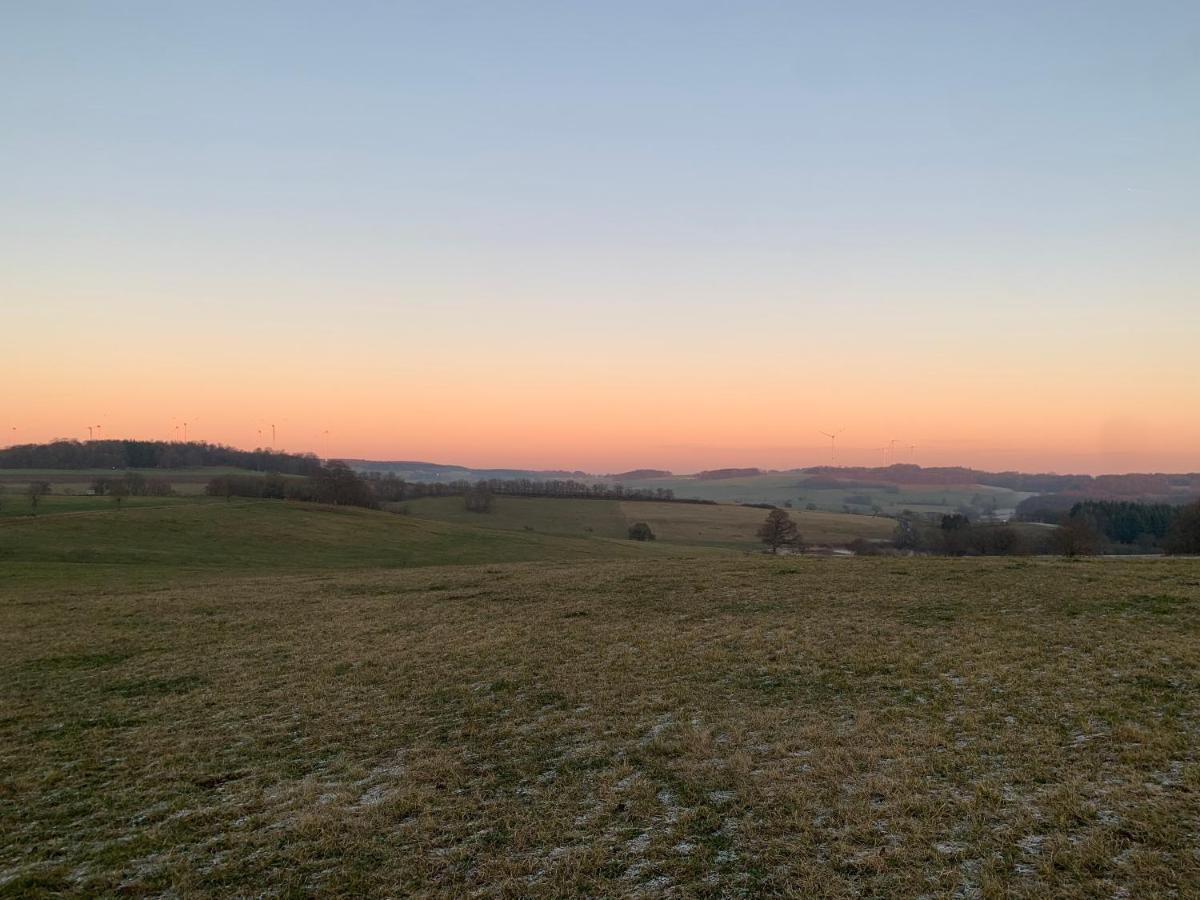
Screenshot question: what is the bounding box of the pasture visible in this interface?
[0,467,255,498]
[614,472,1033,519]
[0,499,701,590]
[401,495,895,548]
[2,553,1198,896]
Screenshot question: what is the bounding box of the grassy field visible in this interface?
[2,555,1198,896]
[402,496,895,548]
[0,499,707,591]
[615,473,1033,519]
[0,467,257,497]
[0,494,199,519]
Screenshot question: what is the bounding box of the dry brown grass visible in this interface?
[616,501,895,547]
[3,557,1199,896]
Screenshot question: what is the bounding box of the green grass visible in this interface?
[0,493,198,518]
[0,466,285,496]
[615,472,1033,518]
[402,496,630,539]
[0,499,709,590]
[403,495,894,548]
[2,556,1198,895]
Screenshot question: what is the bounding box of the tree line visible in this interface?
[888,500,1200,557]
[359,472,710,503]
[0,440,321,475]
[206,467,714,510]
[206,462,377,508]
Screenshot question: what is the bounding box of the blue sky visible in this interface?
[3,2,1199,470]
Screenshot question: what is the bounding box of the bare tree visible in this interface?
[1053,515,1099,557]
[26,481,51,515]
[464,482,493,513]
[758,508,800,554]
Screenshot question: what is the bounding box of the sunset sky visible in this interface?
[4,2,1198,474]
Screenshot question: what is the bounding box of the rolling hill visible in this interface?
[400,495,894,548]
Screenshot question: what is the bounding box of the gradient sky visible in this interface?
[4,2,1198,473]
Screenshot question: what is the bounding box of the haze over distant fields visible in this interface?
[3,2,1198,473]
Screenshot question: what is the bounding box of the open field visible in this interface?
[0,494,199,519]
[2,556,1198,896]
[0,467,258,497]
[616,500,894,547]
[615,473,1034,519]
[0,500,707,590]
[402,496,895,548]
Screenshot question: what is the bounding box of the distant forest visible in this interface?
[0,440,321,475]
[207,468,709,507]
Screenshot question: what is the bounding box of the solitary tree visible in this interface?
[627,522,655,541]
[464,482,493,513]
[758,508,800,554]
[26,481,51,515]
[1053,514,1099,557]
[110,481,130,508]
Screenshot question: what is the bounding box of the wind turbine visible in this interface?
[87,426,93,440]
[818,429,845,465]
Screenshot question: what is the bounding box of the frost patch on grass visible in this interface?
[640,716,675,746]
[351,784,389,809]
[657,788,681,824]
[1017,834,1045,855]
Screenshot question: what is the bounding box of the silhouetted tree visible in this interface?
[1053,514,1099,557]
[464,482,493,513]
[310,461,377,508]
[110,481,129,507]
[26,481,50,514]
[758,508,800,554]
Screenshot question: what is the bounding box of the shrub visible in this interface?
[628,522,655,541]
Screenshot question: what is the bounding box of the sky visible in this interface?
[3,1,1198,474]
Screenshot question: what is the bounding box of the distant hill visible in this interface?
[799,464,1200,495]
[0,439,319,475]
[696,468,762,480]
[607,469,673,480]
[343,459,589,483]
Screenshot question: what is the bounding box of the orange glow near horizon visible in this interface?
[5,4,1200,477]
[7,308,1199,475]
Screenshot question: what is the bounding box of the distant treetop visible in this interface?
[0,439,321,475]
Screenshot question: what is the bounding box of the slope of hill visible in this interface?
[401,495,894,547]
[0,499,703,588]
[610,472,1033,519]
[345,459,588,482]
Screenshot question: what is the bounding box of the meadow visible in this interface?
[401,496,894,549]
[2,497,1198,896]
[613,472,1033,519]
